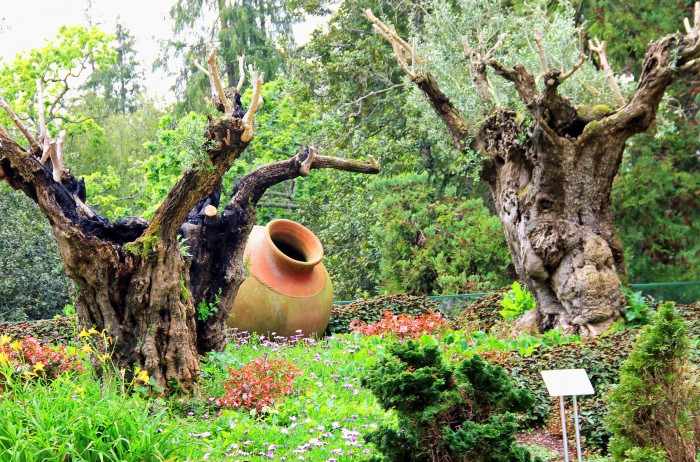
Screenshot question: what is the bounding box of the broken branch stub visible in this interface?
[363,9,418,79]
[236,55,246,93]
[206,48,233,117]
[241,70,264,142]
[299,142,318,176]
[0,98,41,153]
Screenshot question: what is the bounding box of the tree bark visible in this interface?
[0,82,380,392]
[367,9,700,336]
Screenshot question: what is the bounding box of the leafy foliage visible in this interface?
[197,289,221,322]
[217,356,302,412]
[620,286,657,327]
[363,340,541,461]
[83,21,142,115]
[0,335,84,383]
[502,329,640,451]
[328,295,440,334]
[373,173,512,295]
[612,124,700,285]
[0,318,78,345]
[0,186,71,321]
[349,310,450,339]
[0,369,195,460]
[0,25,114,136]
[499,282,536,320]
[607,302,700,461]
[452,287,512,332]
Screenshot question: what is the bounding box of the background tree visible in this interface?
[83,20,142,115]
[0,185,70,321]
[0,47,380,392]
[365,0,700,335]
[163,0,325,114]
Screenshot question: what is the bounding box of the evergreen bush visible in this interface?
[362,340,541,461]
[607,302,699,461]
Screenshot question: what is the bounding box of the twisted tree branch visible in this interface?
[231,148,380,208]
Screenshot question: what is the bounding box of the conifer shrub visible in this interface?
[362,340,542,462]
[606,302,700,462]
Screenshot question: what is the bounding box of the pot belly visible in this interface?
[227,272,333,338]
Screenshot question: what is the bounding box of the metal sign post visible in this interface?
[541,369,594,462]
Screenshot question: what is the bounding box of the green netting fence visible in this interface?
[627,281,700,305]
[334,281,700,310]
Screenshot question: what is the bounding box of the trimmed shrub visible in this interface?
[0,317,78,346]
[328,295,439,334]
[607,302,699,461]
[362,340,541,462]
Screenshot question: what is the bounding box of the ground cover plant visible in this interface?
[0,291,698,460]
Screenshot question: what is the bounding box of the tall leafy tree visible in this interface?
[163,0,323,113]
[84,20,142,115]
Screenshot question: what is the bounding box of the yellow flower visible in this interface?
[134,367,150,384]
[33,362,45,372]
[10,341,21,352]
[98,354,110,362]
[0,334,11,346]
[74,386,85,394]
[81,344,94,354]
[79,330,90,339]
[88,328,99,335]
[0,352,9,364]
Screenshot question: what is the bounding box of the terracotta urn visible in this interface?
[227,219,333,337]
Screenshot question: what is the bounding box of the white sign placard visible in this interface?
[541,369,594,397]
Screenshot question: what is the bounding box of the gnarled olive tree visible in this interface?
[365,3,700,336]
[0,51,379,391]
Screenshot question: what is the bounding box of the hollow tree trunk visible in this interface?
[478,108,626,336]
[0,57,380,391]
[365,7,700,336]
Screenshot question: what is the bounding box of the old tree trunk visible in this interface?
[366,6,700,336]
[0,58,379,392]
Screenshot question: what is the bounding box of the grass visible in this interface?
[2,304,695,461]
[0,330,397,461]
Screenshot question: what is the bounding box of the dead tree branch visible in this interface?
[533,29,550,81]
[559,28,589,83]
[462,35,505,108]
[192,56,218,102]
[231,150,381,208]
[241,69,264,142]
[236,55,246,93]
[364,10,471,148]
[207,47,233,117]
[0,98,41,153]
[488,60,538,107]
[589,38,626,107]
[363,9,418,79]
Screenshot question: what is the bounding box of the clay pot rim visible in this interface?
[264,219,324,270]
